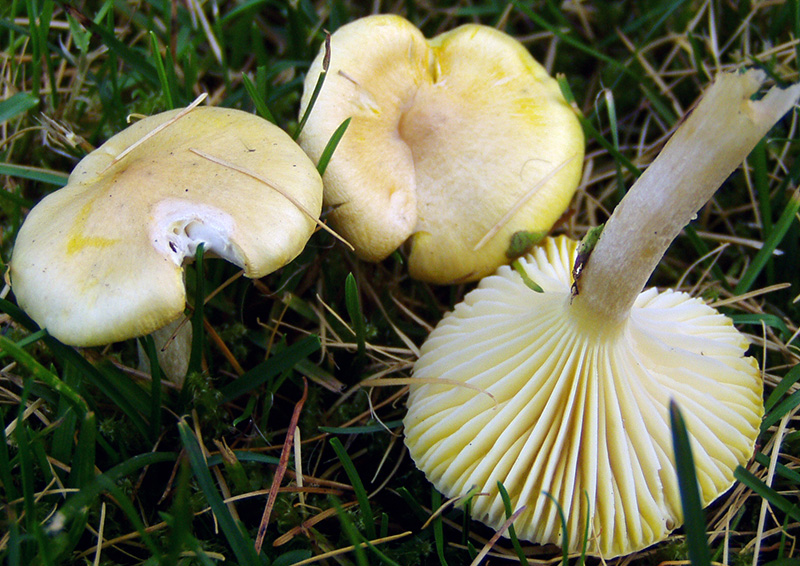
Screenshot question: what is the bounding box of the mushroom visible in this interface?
[10,104,323,350]
[404,70,800,557]
[298,15,584,284]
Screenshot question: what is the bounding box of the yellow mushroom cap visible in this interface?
[404,236,763,557]
[298,15,584,284]
[10,106,322,347]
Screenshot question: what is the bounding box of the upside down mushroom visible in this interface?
[404,70,800,557]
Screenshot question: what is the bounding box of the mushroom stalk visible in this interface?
[574,70,800,323]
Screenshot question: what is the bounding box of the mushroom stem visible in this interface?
[573,70,800,323]
[138,319,192,386]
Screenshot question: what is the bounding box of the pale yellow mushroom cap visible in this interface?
[404,236,763,557]
[10,106,322,347]
[298,15,584,284]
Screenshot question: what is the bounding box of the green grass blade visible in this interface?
[380,512,389,538]
[557,76,641,179]
[205,450,279,467]
[0,178,34,209]
[316,117,350,176]
[280,291,320,323]
[141,335,163,442]
[29,425,55,486]
[755,452,800,485]
[0,408,20,505]
[46,403,78,474]
[512,259,544,292]
[69,411,96,488]
[218,0,272,24]
[295,71,325,139]
[459,488,476,545]
[580,490,590,566]
[178,419,260,564]
[53,452,178,524]
[345,272,366,362]
[91,360,154,437]
[243,72,276,123]
[89,473,163,558]
[0,92,38,123]
[46,383,79,472]
[16,417,54,565]
[497,482,529,566]
[602,90,626,200]
[330,436,376,539]
[6,520,21,566]
[62,412,95,556]
[735,190,800,295]
[730,313,789,340]
[397,486,428,523]
[752,139,773,235]
[25,0,41,97]
[542,491,569,565]
[15,381,54,564]
[670,400,711,566]
[295,358,343,392]
[220,334,320,401]
[294,32,329,139]
[762,387,800,433]
[232,395,257,426]
[38,0,57,109]
[431,488,448,566]
[273,550,313,566]
[765,364,800,413]
[149,31,174,109]
[735,466,800,523]
[333,496,402,566]
[63,5,159,86]
[163,461,193,566]
[318,420,403,434]
[0,334,88,415]
[3,329,48,354]
[334,497,369,566]
[0,163,67,187]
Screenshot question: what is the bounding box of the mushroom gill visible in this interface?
[405,236,762,557]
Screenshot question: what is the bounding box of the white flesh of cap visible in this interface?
[151,199,240,266]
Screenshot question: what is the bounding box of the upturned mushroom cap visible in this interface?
[403,70,800,557]
[10,106,322,346]
[404,236,763,557]
[298,15,583,284]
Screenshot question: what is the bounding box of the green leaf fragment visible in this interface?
[512,259,543,293]
[505,230,546,258]
[572,223,604,294]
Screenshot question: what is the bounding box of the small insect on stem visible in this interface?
[571,223,604,298]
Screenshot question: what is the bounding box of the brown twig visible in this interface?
[254,377,309,554]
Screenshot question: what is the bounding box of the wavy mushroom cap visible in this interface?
[299,15,584,284]
[10,106,322,346]
[404,236,763,557]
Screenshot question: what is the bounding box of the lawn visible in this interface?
[1,1,799,564]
